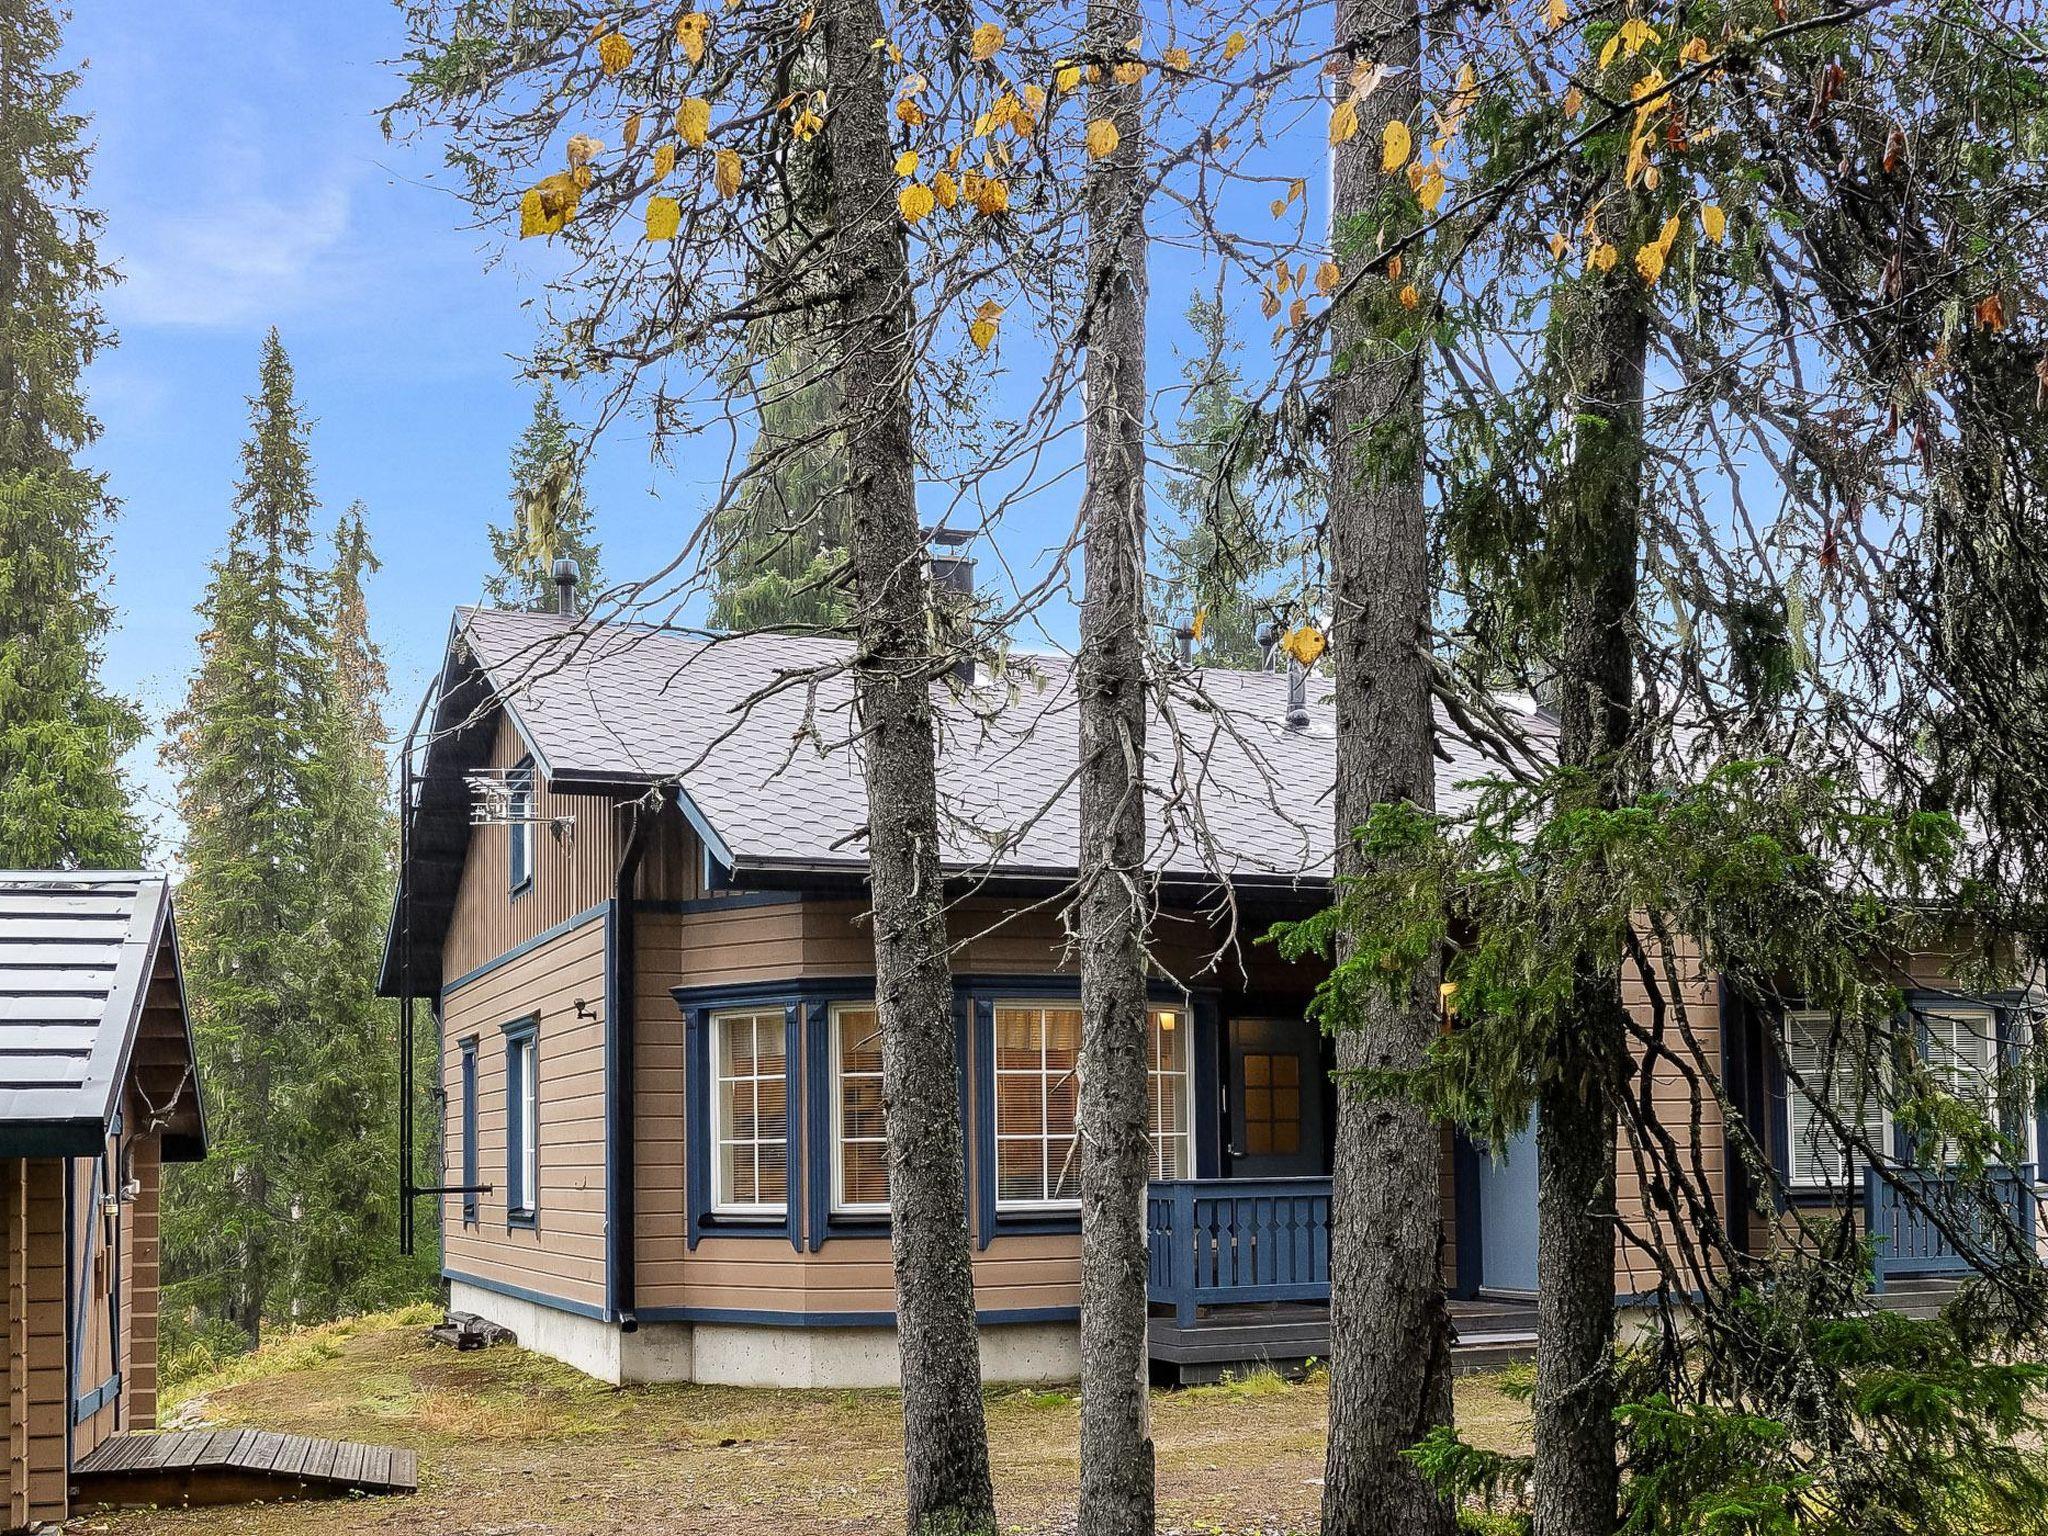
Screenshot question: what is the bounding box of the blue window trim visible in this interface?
[507,757,536,900]
[680,980,805,1251]
[503,1015,539,1228]
[460,1036,480,1227]
[1764,987,2030,1204]
[962,974,1219,1252]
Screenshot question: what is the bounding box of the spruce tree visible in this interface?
[485,382,602,608]
[0,0,143,868]
[162,330,332,1346]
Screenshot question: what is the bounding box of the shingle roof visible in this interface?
[0,872,205,1159]
[447,605,1551,888]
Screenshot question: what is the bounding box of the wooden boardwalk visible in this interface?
[74,1428,417,1509]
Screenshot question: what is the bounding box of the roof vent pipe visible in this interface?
[552,558,580,617]
[1255,620,1283,672]
[1286,660,1310,730]
[1172,625,1195,667]
[923,525,976,685]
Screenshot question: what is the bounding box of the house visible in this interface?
[382,589,2036,1389]
[2,872,206,1528]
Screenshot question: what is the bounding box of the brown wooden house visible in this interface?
[2,872,205,1529]
[382,596,2035,1388]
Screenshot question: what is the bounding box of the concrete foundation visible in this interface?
[448,1281,1079,1389]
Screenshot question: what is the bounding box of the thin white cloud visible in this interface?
[111,174,359,329]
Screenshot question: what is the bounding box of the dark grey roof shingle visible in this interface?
[453,606,1551,888]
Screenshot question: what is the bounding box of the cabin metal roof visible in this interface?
[0,872,207,1160]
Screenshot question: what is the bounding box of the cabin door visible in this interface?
[1476,1121,1541,1294]
[1226,1017,1327,1179]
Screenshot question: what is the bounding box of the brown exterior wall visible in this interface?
[441,712,621,986]
[5,1158,67,1529]
[440,910,611,1314]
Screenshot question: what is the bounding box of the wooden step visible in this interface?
[74,1430,417,1511]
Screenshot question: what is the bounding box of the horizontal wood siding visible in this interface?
[1616,937,1725,1294]
[442,712,620,985]
[441,915,610,1314]
[6,1157,68,1527]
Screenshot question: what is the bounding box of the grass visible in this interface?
[100,1312,1532,1536]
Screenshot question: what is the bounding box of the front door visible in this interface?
[1476,1122,1541,1293]
[1227,1017,1327,1179]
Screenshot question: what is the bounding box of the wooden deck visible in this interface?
[1149,1295,1540,1386]
[74,1429,418,1510]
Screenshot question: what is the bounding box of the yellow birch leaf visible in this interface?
[1398,283,1420,309]
[1416,162,1445,212]
[1289,177,1306,203]
[598,32,633,75]
[1387,252,1403,280]
[566,132,603,167]
[1381,118,1412,171]
[1164,46,1191,72]
[1281,625,1326,666]
[1221,31,1248,60]
[1546,0,1568,29]
[677,97,711,146]
[1113,60,1146,84]
[1330,98,1359,145]
[653,143,677,179]
[1634,240,1666,284]
[1191,606,1208,641]
[1260,287,1280,319]
[713,147,742,199]
[968,318,998,350]
[1562,84,1584,118]
[898,182,935,222]
[1316,260,1341,294]
[1270,198,1287,217]
[970,21,1005,60]
[1700,203,1726,243]
[895,150,920,176]
[624,112,643,150]
[1547,230,1569,259]
[896,98,926,125]
[1288,296,1308,329]
[1085,118,1120,159]
[1680,35,1711,64]
[972,176,1009,215]
[933,170,959,208]
[1056,60,1082,91]
[1589,240,1618,272]
[645,195,682,240]
[1022,82,1047,112]
[676,12,711,63]
[518,172,582,237]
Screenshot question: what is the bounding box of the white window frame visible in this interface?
[991,1000,1197,1213]
[830,1002,890,1217]
[1919,1006,2025,1167]
[709,1007,790,1218]
[1782,1010,1890,1192]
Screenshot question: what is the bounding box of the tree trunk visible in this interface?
[823,4,997,1531]
[1075,11,1153,1534]
[1532,263,1647,1536]
[1318,0,1457,1532]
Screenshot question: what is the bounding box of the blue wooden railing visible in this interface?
[1862,1163,2037,1291]
[1146,1177,1333,1326]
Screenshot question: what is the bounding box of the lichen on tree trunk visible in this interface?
[822,2,997,1530]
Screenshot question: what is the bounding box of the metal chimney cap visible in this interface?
[551,557,581,616]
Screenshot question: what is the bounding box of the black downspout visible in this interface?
[610,791,658,1332]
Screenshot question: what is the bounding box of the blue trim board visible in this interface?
[503,1015,539,1228]
[441,901,610,999]
[444,1267,609,1321]
[73,1373,121,1427]
[603,901,619,1317]
[460,1037,480,1226]
[632,891,802,916]
[70,1155,103,1400]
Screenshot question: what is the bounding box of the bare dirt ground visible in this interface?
[86,1312,1530,1536]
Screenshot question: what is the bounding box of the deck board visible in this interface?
[73,1428,417,1510]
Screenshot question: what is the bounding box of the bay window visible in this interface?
[831,1003,891,1215]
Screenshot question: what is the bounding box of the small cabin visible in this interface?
[383,600,2033,1389]
[1,872,205,1529]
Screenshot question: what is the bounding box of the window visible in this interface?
[1783,1012,1888,1189]
[993,1001,1193,1210]
[505,1023,538,1221]
[507,758,535,895]
[711,1009,789,1215]
[1240,1051,1302,1157]
[460,1038,479,1226]
[832,1004,890,1215]
[1920,1008,2011,1164]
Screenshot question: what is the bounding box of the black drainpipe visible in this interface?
[609,790,658,1332]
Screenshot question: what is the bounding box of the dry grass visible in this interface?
[99,1314,1532,1536]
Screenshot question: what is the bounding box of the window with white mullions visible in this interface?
[1918,1008,2016,1164]
[505,1025,538,1221]
[992,1001,1194,1210]
[1783,1011,1889,1190]
[831,1003,890,1215]
[711,1008,789,1216]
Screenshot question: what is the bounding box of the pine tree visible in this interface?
[162,330,332,1346]
[485,382,602,608]
[0,0,143,868]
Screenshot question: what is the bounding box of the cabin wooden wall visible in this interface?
[441,712,621,985]
[5,1158,67,1529]
[440,910,611,1315]
[125,1134,161,1432]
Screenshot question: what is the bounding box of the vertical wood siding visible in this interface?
[440,914,611,1313]
[125,1134,162,1430]
[6,1158,67,1527]
[441,712,621,985]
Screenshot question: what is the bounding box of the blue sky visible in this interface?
[63,0,1322,849]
